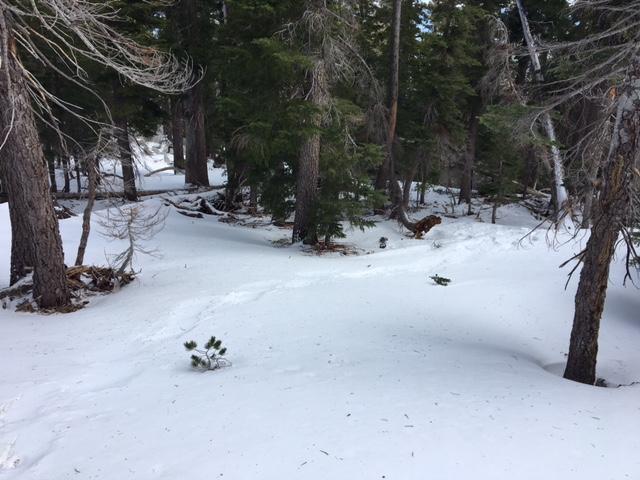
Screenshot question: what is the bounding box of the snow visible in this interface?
[1,154,640,479]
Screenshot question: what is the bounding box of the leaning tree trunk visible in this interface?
[564,55,640,385]
[75,150,100,266]
[0,10,70,308]
[515,0,568,213]
[292,59,328,244]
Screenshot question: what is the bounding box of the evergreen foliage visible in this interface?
[184,336,230,371]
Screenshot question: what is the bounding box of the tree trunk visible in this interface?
[0,10,70,308]
[61,154,71,193]
[75,151,99,266]
[564,55,640,385]
[374,0,402,193]
[459,107,479,209]
[402,159,419,209]
[292,58,328,245]
[184,80,209,186]
[521,146,538,199]
[179,0,209,187]
[46,147,58,193]
[114,117,138,201]
[74,155,82,193]
[171,97,185,171]
[225,158,248,211]
[515,0,568,213]
[249,184,258,214]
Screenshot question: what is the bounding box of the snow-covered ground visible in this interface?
[52,140,226,194]
[1,158,639,479]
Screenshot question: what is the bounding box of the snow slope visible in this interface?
[0,188,639,479]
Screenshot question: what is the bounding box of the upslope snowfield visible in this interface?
[1,164,639,479]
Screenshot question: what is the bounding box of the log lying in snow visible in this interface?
[1,266,135,304]
[144,166,185,176]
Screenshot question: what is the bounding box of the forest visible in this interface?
[0,0,639,478]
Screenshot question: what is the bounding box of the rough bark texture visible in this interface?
[459,108,479,208]
[374,0,402,192]
[171,97,185,171]
[292,60,327,244]
[225,158,248,211]
[0,9,70,308]
[114,115,138,202]
[564,56,640,385]
[180,0,209,188]
[184,80,209,186]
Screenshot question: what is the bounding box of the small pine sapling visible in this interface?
[184,336,230,371]
[430,275,451,286]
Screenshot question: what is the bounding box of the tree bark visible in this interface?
[515,0,568,213]
[459,106,479,210]
[171,96,185,171]
[184,80,209,186]
[74,154,82,193]
[179,0,209,188]
[564,55,640,385]
[75,151,99,266]
[0,9,70,308]
[46,147,58,193]
[114,117,138,202]
[61,154,71,193]
[374,0,402,193]
[292,56,328,244]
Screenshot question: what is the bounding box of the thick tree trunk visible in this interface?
[178,0,209,187]
[0,11,70,308]
[402,159,419,209]
[171,97,185,171]
[581,156,600,229]
[292,58,328,245]
[459,107,479,209]
[184,81,209,186]
[114,116,138,202]
[225,158,248,211]
[564,55,640,385]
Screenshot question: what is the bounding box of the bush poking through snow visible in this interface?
[430,275,451,286]
[184,337,230,371]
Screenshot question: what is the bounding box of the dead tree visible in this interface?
[564,55,640,385]
[515,0,569,214]
[544,0,640,384]
[0,7,70,308]
[75,131,109,266]
[0,0,194,308]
